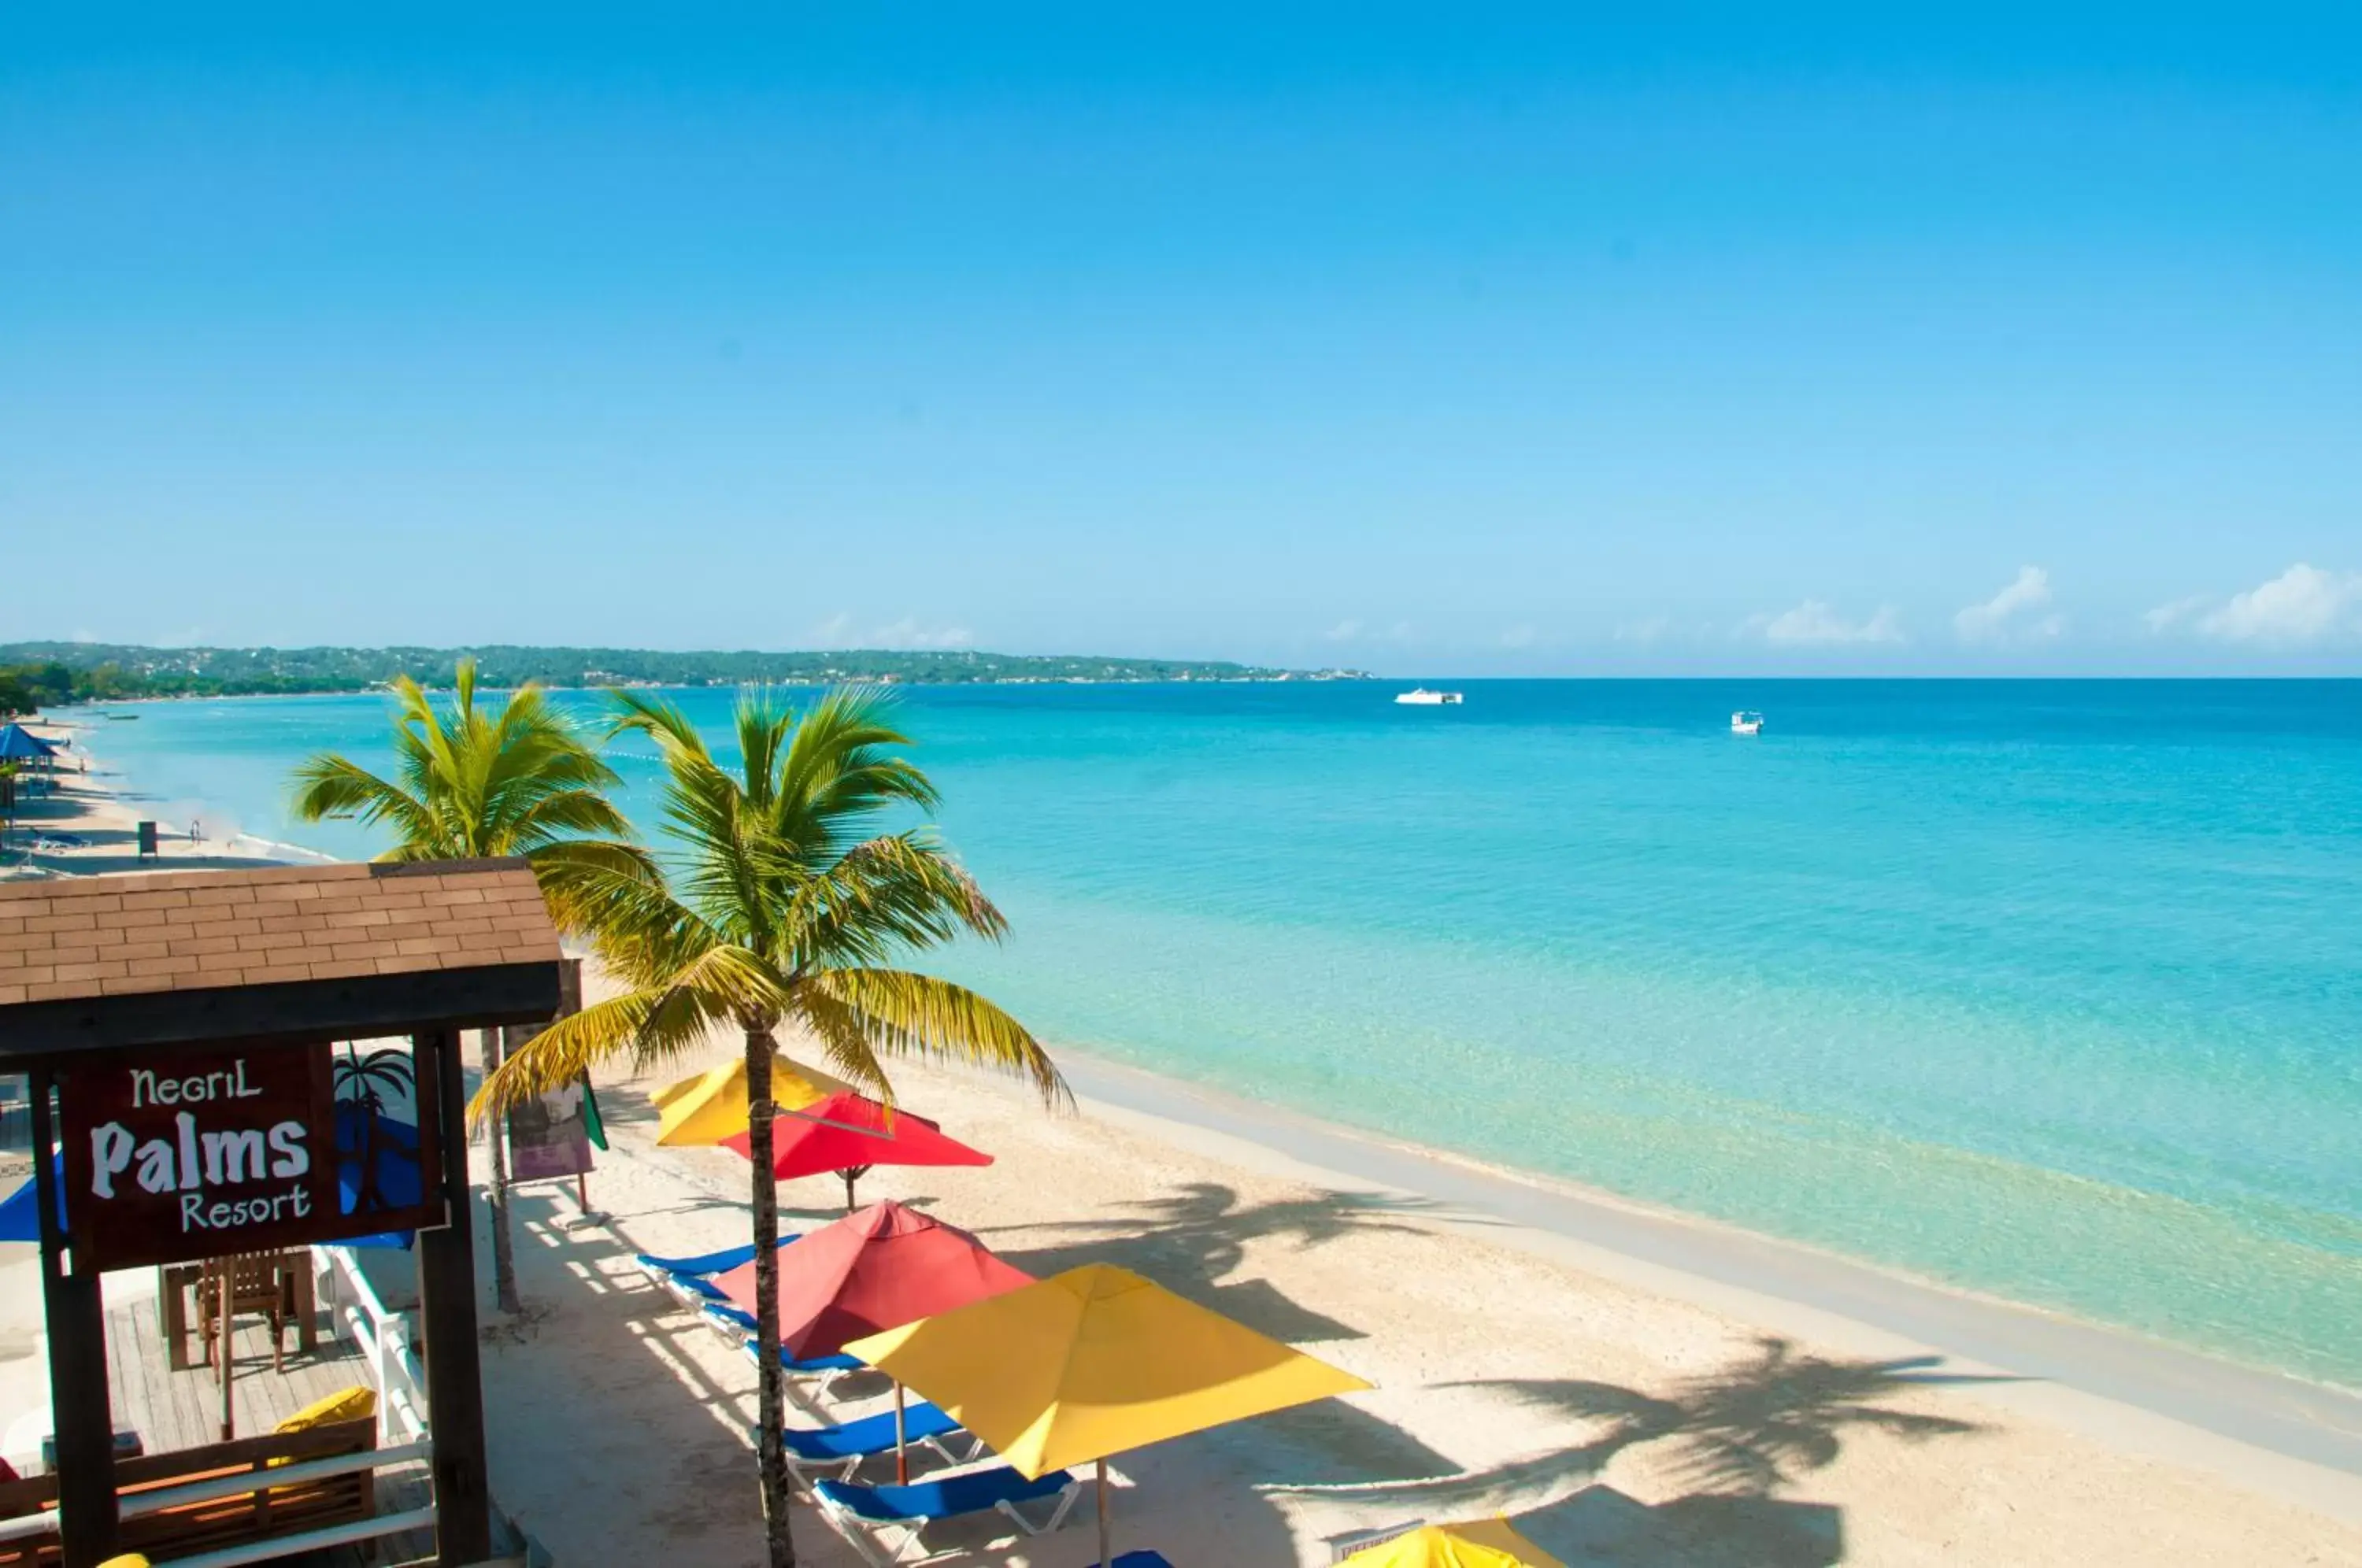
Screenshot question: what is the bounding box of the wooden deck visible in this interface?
[101,1285,436,1566]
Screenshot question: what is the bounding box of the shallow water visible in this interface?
[83,679,2362,1385]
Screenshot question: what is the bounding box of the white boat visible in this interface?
[1731,710,1764,735]
[1394,688,1464,706]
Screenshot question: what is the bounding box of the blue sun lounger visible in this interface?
[731,1330,867,1399]
[813,1465,1080,1566]
[635,1234,800,1308]
[1110,1555,1174,1567]
[772,1399,978,1482]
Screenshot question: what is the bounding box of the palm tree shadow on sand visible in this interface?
[983,1179,1479,1333]
[987,1182,1481,1485]
[1278,1337,2009,1567]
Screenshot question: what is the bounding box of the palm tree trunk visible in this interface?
[745,1025,797,1568]
[483,1028,522,1315]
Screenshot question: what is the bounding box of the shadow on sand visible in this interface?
[1292,1336,2005,1566]
[985,1180,1472,1344]
[479,1155,2001,1566]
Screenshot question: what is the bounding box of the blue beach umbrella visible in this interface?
[0,1152,65,1243]
[0,725,59,761]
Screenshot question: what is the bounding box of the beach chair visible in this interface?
[633,1233,799,1309]
[771,1399,979,1482]
[1110,1555,1175,1567]
[732,1330,865,1399]
[813,1465,1080,1566]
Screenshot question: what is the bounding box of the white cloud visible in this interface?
[1497,624,1538,649]
[2190,564,2362,646]
[1954,566,2064,645]
[809,612,855,645]
[869,618,973,650]
[1750,601,1905,646]
[1324,619,1363,642]
[2143,594,2210,634]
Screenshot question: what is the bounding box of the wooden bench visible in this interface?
[0,1418,377,1566]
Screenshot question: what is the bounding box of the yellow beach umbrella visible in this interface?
[844,1262,1371,1566]
[651,1053,853,1147]
[1340,1521,1564,1567]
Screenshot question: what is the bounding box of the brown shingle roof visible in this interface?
[0,860,561,1009]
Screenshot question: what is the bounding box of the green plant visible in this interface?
[472,686,1062,1568]
[290,657,655,1311]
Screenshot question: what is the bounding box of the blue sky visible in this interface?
[3,3,2357,675]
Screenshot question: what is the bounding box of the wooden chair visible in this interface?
[195,1254,294,1377]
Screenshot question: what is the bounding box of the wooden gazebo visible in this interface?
[0,859,565,1568]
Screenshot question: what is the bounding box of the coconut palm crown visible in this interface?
[471,685,1061,1568]
[287,658,655,928]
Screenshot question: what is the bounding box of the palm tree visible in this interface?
[471,686,1063,1568]
[290,658,654,1311]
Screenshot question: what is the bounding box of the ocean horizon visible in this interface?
[72,678,2362,1389]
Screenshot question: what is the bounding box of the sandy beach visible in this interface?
[7,722,2360,1564]
[457,969,2362,1566]
[1,716,309,878]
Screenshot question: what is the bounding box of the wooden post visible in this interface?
[33,1069,118,1568]
[217,1267,235,1440]
[414,1030,494,1566]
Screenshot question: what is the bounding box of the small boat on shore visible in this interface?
[1731,710,1764,735]
[1394,689,1464,706]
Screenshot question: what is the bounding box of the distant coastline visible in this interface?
[0,640,1375,704]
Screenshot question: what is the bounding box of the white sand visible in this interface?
[2,718,294,878]
[472,1027,2362,1567]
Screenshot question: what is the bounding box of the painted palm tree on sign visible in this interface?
[471,686,1063,1568]
[290,658,655,1311]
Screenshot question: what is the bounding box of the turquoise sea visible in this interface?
[78,681,2362,1387]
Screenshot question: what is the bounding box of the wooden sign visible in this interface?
[59,1041,443,1272]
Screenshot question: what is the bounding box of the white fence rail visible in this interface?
[312,1243,431,1445]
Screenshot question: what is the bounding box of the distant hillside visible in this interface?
[0,642,1369,702]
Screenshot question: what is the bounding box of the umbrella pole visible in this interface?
[1097,1457,1110,1567]
[843,1170,857,1213]
[894,1381,909,1485]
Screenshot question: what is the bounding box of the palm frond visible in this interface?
[783,833,1008,968]
[503,787,638,848]
[775,686,940,862]
[524,839,665,935]
[472,986,699,1124]
[794,967,1067,1105]
[287,755,451,857]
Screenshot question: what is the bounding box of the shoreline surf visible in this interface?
[1046,1046,2362,1504]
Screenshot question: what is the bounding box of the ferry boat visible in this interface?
[1394,689,1464,706]
[1731,710,1764,735]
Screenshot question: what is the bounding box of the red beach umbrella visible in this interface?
[720,1091,993,1210]
[713,1199,1032,1360]
[716,1198,1031,1481]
